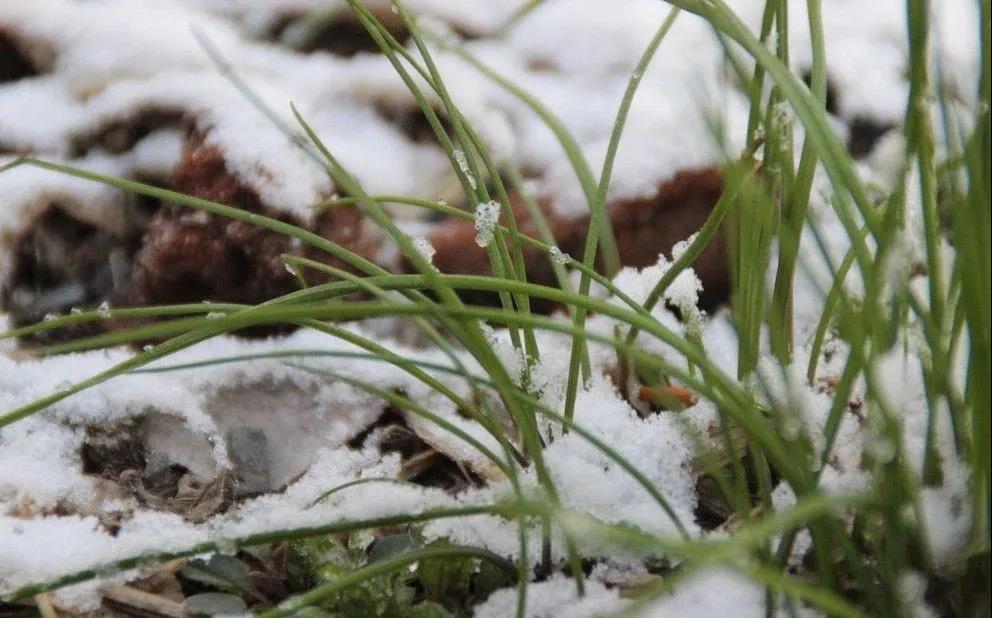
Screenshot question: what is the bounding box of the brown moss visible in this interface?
[427,166,729,311]
[0,129,385,341]
[129,133,383,309]
[608,167,728,308]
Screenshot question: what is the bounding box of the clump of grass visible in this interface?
[1,0,989,616]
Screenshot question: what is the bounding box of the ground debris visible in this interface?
[119,468,232,524]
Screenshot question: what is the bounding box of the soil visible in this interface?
[800,69,895,158]
[69,109,185,157]
[374,99,455,145]
[0,27,36,83]
[2,206,148,341]
[268,8,410,56]
[847,116,896,158]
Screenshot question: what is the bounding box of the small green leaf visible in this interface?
[183,592,248,616]
[286,537,346,590]
[286,608,334,618]
[418,540,476,604]
[403,601,455,618]
[473,559,514,600]
[367,531,420,564]
[181,555,258,597]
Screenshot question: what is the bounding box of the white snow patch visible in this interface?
[640,566,821,617]
[474,574,626,618]
[473,200,501,248]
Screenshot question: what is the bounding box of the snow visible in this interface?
[0,324,468,507]
[453,148,477,191]
[424,329,699,565]
[785,1,981,124]
[0,0,452,230]
[0,151,133,238]
[0,444,447,610]
[0,316,12,355]
[473,200,501,247]
[547,378,697,538]
[2,0,979,231]
[1,321,493,601]
[410,235,437,267]
[919,458,973,566]
[898,571,939,618]
[13,310,704,591]
[639,566,821,617]
[199,0,527,40]
[0,0,983,612]
[770,483,812,567]
[474,575,626,618]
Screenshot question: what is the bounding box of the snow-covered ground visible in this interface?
[0,0,982,614]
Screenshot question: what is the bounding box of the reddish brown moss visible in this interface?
[129,134,383,308]
[428,167,729,311]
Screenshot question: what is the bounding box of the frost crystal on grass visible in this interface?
[452,148,476,190]
[473,200,501,248]
[549,245,571,265]
[410,235,437,269]
[771,100,795,142]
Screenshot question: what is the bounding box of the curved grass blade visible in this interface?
[563,7,682,429]
[259,545,517,617]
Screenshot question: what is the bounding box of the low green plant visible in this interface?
[1,0,989,616]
